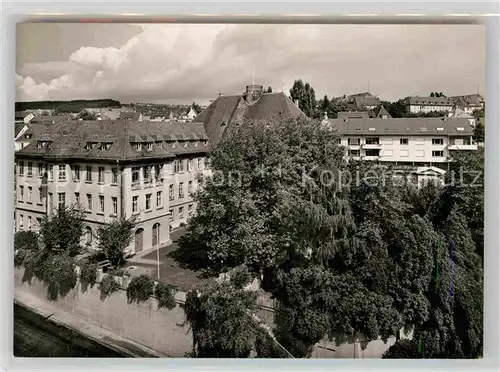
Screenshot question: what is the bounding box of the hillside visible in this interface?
[15,99,122,113]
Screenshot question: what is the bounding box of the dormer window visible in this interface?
[203,140,208,147]
[420,127,428,132]
[155,141,163,149]
[133,143,142,151]
[146,142,153,151]
[355,127,362,132]
[456,127,464,131]
[193,141,198,148]
[437,127,444,131]
[171,141,177,149]
[24,134,32,139]
[368,128,376,131]
[99,142,112,150]
[37,141,52,148]
[183,141,188,148]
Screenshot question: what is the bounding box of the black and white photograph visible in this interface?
[13,22,485,359]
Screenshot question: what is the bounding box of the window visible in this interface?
[18,161,24,176]
[99,195,104,213]
[174,159,181,173]
[145,194,152,211]
[19,215,23,229]
[86,166,92,182]
[188,159,193,172]
[400,150,409,157]
[432,151,444,157]
[154,165,162,181]
[48,165,54,181]
[132,196,138,213]
[169,209,174,222]
[348,138,360,145]
[58,192,65,209]
[75,192,80,205]
[365,149,380,157]
[143,166,151,183]
[98,167,105,183]
[349,150,360,157]
[132,167,140,184]
[133,143,142,151]
[58,164,66,181]
[179,206,184,218]
[111,167,118,184]
[400,138,409,145]
[169,184,174,201]
[432,138,444,145]
[179,182,184,198]
[188,180,193,194]
[112,197,118,216]
[28,187,32,203]
[86,194,92,211]
[197,158,204,170]
[456,127,464,131]
[19,186,24,201]
[437,127,444,131]
[48,193,53,210]
[36,218,42,228]
[38,187,42,202]
[85,227,92,245]
[188,204,193,216]
[38,163,43,177]
[365,137,379,145]
[73,165,80,181]
[27,162,33,177]
[28,216,32,230]
[146,142,153,151]
[156,191,163,208]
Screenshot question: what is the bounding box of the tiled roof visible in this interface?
[16,120,211,162]
[30,114,71,124]
[408,95,484,107]
[23,124,50,139]
[337,111,369,120]
[194,92,305,146]
[15,123,26,137]
[326,117,474,136]
[354,96,380,108]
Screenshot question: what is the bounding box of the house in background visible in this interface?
[15,123,50,152]
[406,94,484,115]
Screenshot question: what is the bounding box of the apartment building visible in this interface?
[407,94,484,115]
[323,115,477,184]
[15,119,211,255]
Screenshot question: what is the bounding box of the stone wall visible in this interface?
[14,267,404,358]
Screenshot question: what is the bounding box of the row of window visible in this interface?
[131,191,164,213]
[168,181,195,201]
[18,214,42,230]
[169,204,194,222]
[346,138,446,146]
[349,150,445,157]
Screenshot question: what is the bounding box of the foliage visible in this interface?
[382,339,421,358]
[289,79,316,117]
[15,99,121,112]
[255,328,291,358]
[22,250,77,301]
[379,99,408,118]
[38,205,85,257]
[99,275,121,301]
[126,275,154,304]
[430,92,446,97]
[230,265,252,289]
[184,282,259,358]
[191,102,202,114]
[14,231,38,267]
[155,282,178,310]
[79,259,98,293]
[473,120,484,143]
[78,110,98,120]
[96,217,136,268]
[266,86,273,93]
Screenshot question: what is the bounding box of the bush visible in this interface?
[14,230,38,252]
[155,282,177,310]
[79,260,98,293]
[100,275,121,301]
[126,275,154,304]
[230,265,252,289]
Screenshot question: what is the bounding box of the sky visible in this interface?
[16,23,485,105]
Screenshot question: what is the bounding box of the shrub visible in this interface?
[100,275,121,301]
[126,275,154,304]
[155,282,177,310]
[230,265,252,289]
[79,260,98,293]
[14,230,38,252]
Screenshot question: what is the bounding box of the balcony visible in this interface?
[362,143,382,150]
[448,144,478,151]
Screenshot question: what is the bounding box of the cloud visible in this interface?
[15,24,485,104]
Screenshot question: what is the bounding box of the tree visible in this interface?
[289,79,317,117]
[38,205,85,257]
[266,86,273,93]
[96,217,136,268]
[78,110,97,120]
[473,120,484,143]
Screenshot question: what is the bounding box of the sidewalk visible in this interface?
[15,289,169,358]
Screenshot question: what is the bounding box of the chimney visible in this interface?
[245,85,263,105]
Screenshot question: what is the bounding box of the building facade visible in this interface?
[407,94,484,115]
[15,119,211,255]
[323,115,477,185]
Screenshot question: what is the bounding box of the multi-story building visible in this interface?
[406,94,484,115]
[15,119,211,255]
[323,114,477,185]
